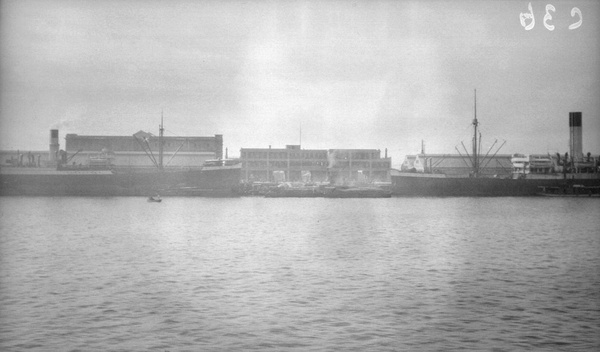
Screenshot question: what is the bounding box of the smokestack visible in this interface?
[569,112,583,161]
[215,134,223,160]
[49,129,59,163]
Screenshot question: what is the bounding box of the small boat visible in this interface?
[158,186,240,197]
[147,195,162,202]
[264,183,324,198]
[323,186,392,198]
[537,185,600,197]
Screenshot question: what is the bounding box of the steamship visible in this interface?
[391,93,600,197]
[0,121,242,197]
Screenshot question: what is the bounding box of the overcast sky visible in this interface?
[1,0,599,166]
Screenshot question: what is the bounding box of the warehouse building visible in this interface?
[240,145,391,183]
[64,131,223,168]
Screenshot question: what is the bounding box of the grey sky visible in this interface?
[1,0,599,166]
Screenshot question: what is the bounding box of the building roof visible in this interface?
[66,132,215,140]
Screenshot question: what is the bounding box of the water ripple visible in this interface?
[1,197,599,351]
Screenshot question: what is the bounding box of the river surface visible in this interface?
[1,197,599,351]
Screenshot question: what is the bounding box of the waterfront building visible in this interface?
[64,132,223,167]
[399,154,514,177]
[400,152,599,177]
[240,145,391,183]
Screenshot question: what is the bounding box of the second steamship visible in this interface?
[391,93,600,197]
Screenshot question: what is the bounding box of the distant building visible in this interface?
[65,132,223,167]
[400,154,513,176]
[240,145,391,183]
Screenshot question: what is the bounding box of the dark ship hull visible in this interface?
[0,164,242,197]
[391,172,600,197]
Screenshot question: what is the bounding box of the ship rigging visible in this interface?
[133,112,187,170]
[453,89,505,177]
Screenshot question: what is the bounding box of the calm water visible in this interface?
[1,197,599,351]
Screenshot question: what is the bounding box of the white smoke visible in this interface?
[50,105,88,131]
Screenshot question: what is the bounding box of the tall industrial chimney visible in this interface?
[215,134,223,160]
[49,129,59,163]
[569,112,583,161]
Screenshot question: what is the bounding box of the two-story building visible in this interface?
[240,145,391,183]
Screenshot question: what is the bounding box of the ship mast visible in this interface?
[159,110,164,170]
[472,89,479,176]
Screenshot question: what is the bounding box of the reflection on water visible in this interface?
[1,197,599,351]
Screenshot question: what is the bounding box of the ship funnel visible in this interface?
[49,129,59,163]
[215,134,223,159]
[569,112,583,161]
